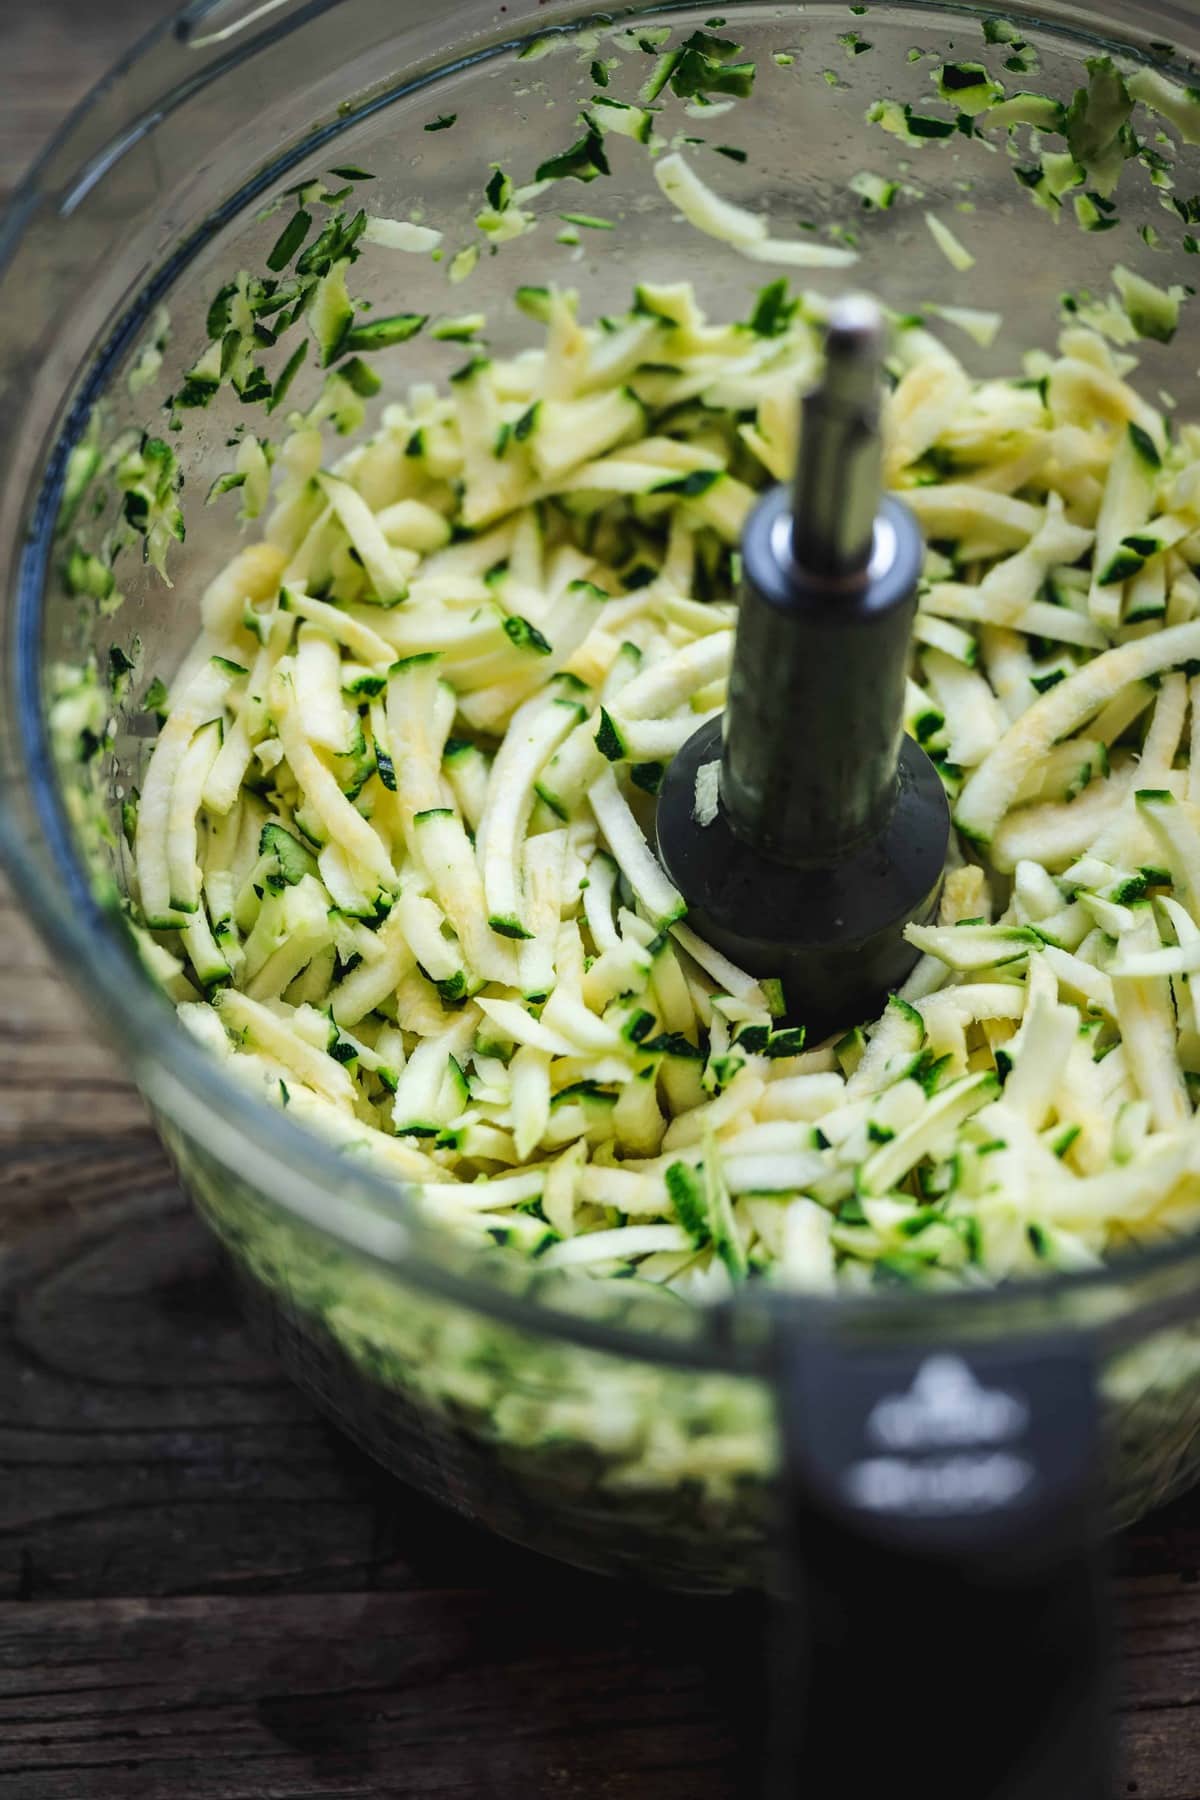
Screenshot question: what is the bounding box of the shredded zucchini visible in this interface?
[125,271,1200,1298]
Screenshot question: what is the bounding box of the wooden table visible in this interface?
[3,6,1200,1794]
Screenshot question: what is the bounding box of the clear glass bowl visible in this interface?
[6,0,1200,1598]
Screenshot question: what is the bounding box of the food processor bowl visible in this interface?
[7,0,1200,1622]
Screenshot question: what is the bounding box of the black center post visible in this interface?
[655,296,951,1037]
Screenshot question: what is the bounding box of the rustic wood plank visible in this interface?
[0,1579,1197,1800]
[1,1187,432,1606]
[0,1589,748,1800]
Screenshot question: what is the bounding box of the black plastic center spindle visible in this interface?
[655,295,951,1036]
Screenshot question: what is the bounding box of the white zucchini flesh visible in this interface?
[886,356,972,480]
[538,715,610,816]
[530,389,644,482]
[1001,991,1080,1130]
[510,1044,553,1160]
[314,842,376,921]
[456,588,607,732]
[476,996,578,1057]
[199,543,287,638]
[390,1009,479,1134]
[362,215,442,253]
[517,829,567,999]
[588,768,685,928]
[1089,424,1161,630]
[1112,926,1192,1131]
[406,812,513,987]
[444,744,491,834]
[640,1092,753,1158]
[922,649,1007,767]
[844,999,923,1098]
[539,1224,693,1269]
[612,710,722,760]
[653,154,856,269]
[922,593,1105,651]
[905,922,1037,972]
[417,1169,544,1213]
[282,588,395,666]
[758,1074,848,1121]
[375,498,453,554]
[581,850,622,952]
[541,983,628,1055]
[293,626,354,753]
[179,906,231,988]
[669,922,766,1007]
[393,891,464,984]
[386,654,450,836]
[925,213,975,273]
[245,893,332,1003]
[956,621,1200,844]
[270,668,395,887]
[990,767,1139,874]
[903,486,1042,551]
[329,911,417,1028]
[476,694,581,936]
[136,658,240,926]
[777,1199,837,1292]
[320,474,417,603]
[858,1073,1000,1196]
[165,718,224,915]
[216,990,358,1109]
[201,712,254,818]
[1137,792,1200,915]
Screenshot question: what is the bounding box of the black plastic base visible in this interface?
[656,717,950,1038]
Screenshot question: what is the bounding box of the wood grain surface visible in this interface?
[3,5,1200,1796]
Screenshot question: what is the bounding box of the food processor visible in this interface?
[6,2,1200,1793]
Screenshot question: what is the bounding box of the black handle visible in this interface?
[767,1328,1113,1800]
[723,488,924,864]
